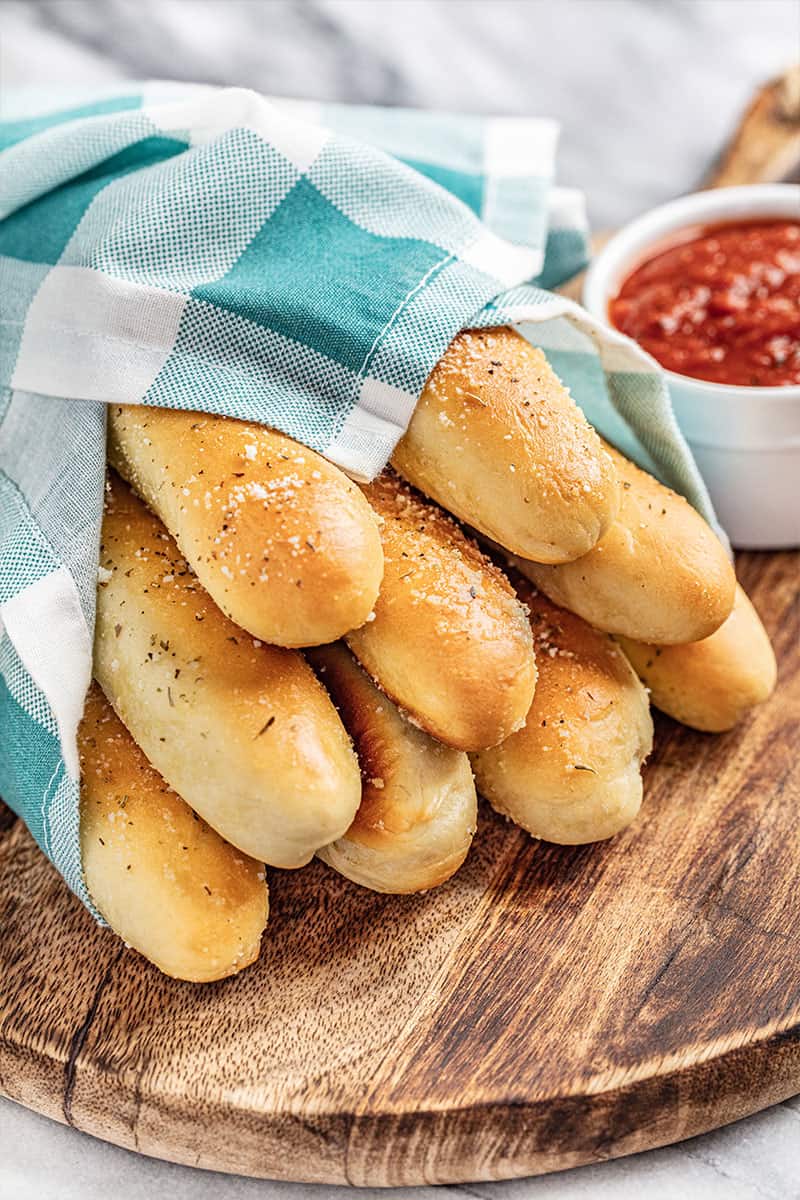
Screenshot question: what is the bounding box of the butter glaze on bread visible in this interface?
[392,327,620,562]
[95,472,361,867]
[79,685,268,982]
[471,580,653,844]
[346,471,537,751]
[108,405,384,647]
[618,584,777,732]
[511,441,736,644]
[308,643,477,893]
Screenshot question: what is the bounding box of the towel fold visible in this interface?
[0,83,719,910]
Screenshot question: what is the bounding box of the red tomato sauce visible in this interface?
[609,219,800,387]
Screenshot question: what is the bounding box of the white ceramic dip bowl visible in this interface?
[583,184,800,549]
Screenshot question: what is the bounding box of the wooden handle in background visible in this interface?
[560,64,800,303]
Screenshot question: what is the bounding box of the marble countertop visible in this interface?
[2,1093,799,1200]
[1,1,798,1196]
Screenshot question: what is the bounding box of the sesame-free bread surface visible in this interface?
[511,441,736,644]
[346,471,537,751]
[309,642,477,893]
[108,405,384,647]
[392,326,620,563]
[79,684,268,982]
[94,472,361,868]
[618,583,777,732]
[471,580,653,844]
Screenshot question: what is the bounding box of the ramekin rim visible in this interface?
[582,184,800,401]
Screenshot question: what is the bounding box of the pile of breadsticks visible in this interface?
[80,327,777,982]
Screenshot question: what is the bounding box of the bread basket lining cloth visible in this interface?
[0,83,718,912]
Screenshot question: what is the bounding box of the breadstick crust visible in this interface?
[108,405,384,647]
[392,326,620,563]
[618,584,777,733]
[346,471,537,751]
[511,441,736,644]
[95,472,361,868]
[471,580,653,845]
[79,685,268,982]
[308,643,477,893]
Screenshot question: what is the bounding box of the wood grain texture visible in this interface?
[0,551,797,1184]
[703,66,800,188]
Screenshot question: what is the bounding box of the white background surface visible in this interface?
[1,1,799,1196]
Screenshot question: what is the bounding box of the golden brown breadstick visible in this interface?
[94,472,361,868]
[510,440,736,644]
[345,471,537,751]
[79,684,268,982]
[308,643,477,893]
[108,405,384,647]
[392,326,620,562]
[617,584,777,732]
[471,580,653,844]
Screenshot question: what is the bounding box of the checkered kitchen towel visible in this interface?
[0,82,718,912]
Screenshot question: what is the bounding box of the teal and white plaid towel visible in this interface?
[0,83,718,913]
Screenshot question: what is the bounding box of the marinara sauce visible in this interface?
[609,219,800,387]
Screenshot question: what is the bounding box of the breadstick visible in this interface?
[392,326,620,562]
[94,472,361,868]
[308,643,477,893]
[346,471,537,751]
[79,684,268,982]
[471,580,653,844]
[617,584,777,732]
[509,440,736,644]
[108,405,384,647]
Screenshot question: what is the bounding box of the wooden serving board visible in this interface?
[0,551,798,1184]
[2,72,800,1186]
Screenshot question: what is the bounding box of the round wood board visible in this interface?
[0,550,798,1185]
